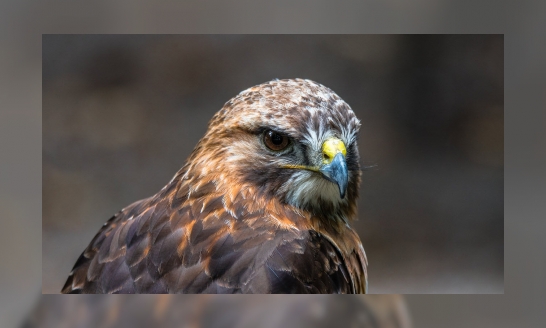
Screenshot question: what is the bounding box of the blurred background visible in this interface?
[42,34,503,294]
[22,295,411,328]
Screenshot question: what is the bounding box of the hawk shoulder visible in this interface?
[62,189,363,294]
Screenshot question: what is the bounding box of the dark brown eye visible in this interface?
[264,130,290,151]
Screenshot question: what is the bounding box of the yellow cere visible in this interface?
[322,137,346,164]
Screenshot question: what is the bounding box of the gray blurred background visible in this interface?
[42,34,503,294]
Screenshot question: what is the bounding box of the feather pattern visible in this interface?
[62,78,367,294]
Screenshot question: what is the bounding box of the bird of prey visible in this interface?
[61,78,368,294]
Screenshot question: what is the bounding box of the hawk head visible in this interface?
[185,78,362,222]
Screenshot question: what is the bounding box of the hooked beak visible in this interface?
[319,138,349,199]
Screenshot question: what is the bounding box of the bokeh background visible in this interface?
[22,295,411,328]
[42,34,503,294]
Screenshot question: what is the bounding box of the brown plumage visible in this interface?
[61,78,368,294]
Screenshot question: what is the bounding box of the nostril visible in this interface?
[323,153,330,161]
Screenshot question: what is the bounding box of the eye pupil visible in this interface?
[271,133,283,145]
[264,130,289,151]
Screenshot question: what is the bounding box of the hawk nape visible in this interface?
[62,78,368,294]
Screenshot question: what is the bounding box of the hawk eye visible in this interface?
[263,130,290,151]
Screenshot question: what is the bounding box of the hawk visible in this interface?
[61,78,368,294]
